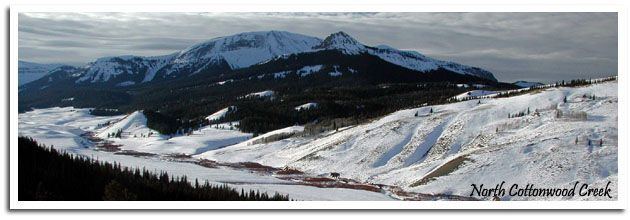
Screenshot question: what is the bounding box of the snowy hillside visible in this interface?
[206,106,237,121]
[454,90,499,100]
[18,61,69,86]
[198,81,618,200]
[244,90,275,98]
[295,103,318,111]
[96,111,157,139]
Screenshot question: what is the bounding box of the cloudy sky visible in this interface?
[18,12,617,83]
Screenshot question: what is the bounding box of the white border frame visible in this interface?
[9,3,628,210]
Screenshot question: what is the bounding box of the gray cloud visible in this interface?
[18,12,617,83]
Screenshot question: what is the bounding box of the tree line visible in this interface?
[18,137,290,201]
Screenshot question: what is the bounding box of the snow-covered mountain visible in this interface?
[174,31,322,70]
[18,61,71,86]
[18,64,79,92]
[48,30,497,87]
[75,54,177,84]
[71,31,323,86]
[312,31,497,81]
[313,31,365,54]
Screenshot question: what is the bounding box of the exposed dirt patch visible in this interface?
[114,150,157,157]
[410,156,471,187]
[166,153,193,160]
[275,168,304,175]
[196,159,219,168]
[95,143,122,152]
[302,177,336,182]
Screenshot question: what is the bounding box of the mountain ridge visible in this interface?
[20,30,498,90]
[18,61,75,86]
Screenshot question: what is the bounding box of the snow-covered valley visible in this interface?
[18,81,618,201]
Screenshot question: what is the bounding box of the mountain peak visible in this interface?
[175,31,322,69]
[313,31,365,54]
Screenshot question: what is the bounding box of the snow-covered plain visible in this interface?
[18,108,392,201]
[18,81,617,201]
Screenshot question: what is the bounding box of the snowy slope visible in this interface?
[96,110,157,139]
[199,81,618,200]
[244,90,275,98]
[295,103,318,110]
[18,61,69,86]
[75,53,177,84]
[206,106,236,121]
[454,90,499,100]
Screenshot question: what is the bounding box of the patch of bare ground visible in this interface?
[196,159,219,168]
[80,132,104,142]
[302,177,336,182]
[191,160,479,200]
[226,162,281,173]
[166,153,193,160]
[114,150,157,157]
[409,156,471,187]
[288,177,383,193]
[95,143,122,152]
[275,167,304,175]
